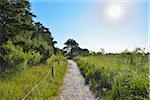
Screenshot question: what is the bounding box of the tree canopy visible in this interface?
[63,39,89,57]
[63,39,79,53]
[0,0,56,75]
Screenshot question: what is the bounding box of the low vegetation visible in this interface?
[0,1,67,99]
[75,52,149,99]
[0,55,67,99]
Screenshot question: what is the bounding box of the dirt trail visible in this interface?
[57,60,98,100]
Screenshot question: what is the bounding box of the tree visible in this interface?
[0,0,56,75]
[63,39,79,53]
[0,0,35,44]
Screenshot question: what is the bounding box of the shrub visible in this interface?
[0,40,42,77]
[27,51,42,66]
[0,40,28,76]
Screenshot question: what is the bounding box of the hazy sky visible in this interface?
[30,0,149,52]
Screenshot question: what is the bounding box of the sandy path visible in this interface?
[57,60,98,100]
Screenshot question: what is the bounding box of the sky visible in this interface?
[30,0,149,53]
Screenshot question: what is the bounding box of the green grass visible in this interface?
[0,58,67,100]
[75,53,149,99]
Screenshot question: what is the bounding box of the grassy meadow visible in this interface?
[75,53,149,99]
[0,56,67,100]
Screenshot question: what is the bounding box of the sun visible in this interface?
[107,5,123,20]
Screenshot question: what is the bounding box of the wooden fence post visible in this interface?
[52,66,54,78]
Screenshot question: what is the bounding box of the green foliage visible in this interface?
[46,55,64,67]
[0,0,55,76]
[27,50,42,66]
[63,39,79,53]
[1,40,28,74]
[0,0,66,99]
[0,40,43,77]
[47,55,58,65]
[64,39,79,48]
[75,53,149,99]
[0,58,67,99]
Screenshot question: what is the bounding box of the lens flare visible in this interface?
[107,5,123,20]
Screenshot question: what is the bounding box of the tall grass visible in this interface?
[0,56,67,99]
[75,53,149,99]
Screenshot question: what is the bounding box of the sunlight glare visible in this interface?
[107,5,123,20]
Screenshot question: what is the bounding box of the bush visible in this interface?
[0,40,43,77]
[0,40,28,76]
[27,51,42,66]
[46,55,63,66]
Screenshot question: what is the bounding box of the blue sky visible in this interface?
[30,0,149,52]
